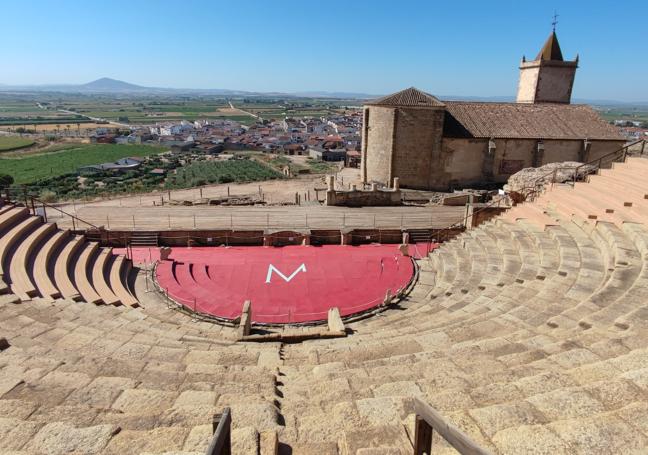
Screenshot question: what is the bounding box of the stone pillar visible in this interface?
[361,108,369,184]
[580,139,591,162]
[464,198,475,230]
[325,175,337,206]
[238,300,252,338]
[159,246,172,261]
[327,307,345,333]
[482,138,496,181]
[327,175,335,191]
[393,177,400,191]
[533,140,545,167]
[371,183,377,192]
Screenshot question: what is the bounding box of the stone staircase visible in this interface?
[130,232,159,247]
[1,157,648,453]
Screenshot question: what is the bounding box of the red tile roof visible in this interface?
[443,102,623,141]
[365,87,445,108]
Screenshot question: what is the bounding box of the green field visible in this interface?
[593,105,648,125]
[0,144,166,184]
[167,159,283,188]
[0,136,35,152]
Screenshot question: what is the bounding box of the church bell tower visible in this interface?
[516,28,578,104]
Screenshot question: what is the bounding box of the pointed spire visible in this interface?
[536,31,564,61]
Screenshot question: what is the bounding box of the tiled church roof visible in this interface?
[443,101,623,140]
[365,87,445,107]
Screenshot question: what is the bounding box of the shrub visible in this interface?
[0,174,14,189]
[167,160,283,189]
[39,190,57,202]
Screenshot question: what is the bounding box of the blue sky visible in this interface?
[1,0,646,101]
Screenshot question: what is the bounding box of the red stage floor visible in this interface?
[143,244,416,324]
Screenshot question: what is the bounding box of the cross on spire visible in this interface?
[552,11,559,32]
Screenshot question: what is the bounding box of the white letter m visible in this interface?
[265,263,307,284]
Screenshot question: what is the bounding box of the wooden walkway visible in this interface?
[49,204,467,231]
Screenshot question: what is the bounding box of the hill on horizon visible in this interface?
[80,77,144,91]
[0,77,647,105]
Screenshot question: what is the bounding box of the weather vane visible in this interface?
[552,11,559,32]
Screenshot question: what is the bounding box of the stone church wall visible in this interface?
[391,107,445,189]
[535,64,577,104]
[516,65,540,103]
[363,106,395,185]
[437,138,624,187]
[441,138,487,188]
[587,140,626,162]
[540,140,581,164]
[517,60,577,104]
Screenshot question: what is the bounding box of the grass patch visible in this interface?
[0,136,35,152]
[265,155,308,174]
[0,144,166,184]
[306,158,338,173]
[167,158,283,188]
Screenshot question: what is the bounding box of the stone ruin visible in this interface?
[504,161,597,203]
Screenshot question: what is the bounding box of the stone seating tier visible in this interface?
[0,157,648,453]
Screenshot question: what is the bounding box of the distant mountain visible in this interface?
[80,77,144,92]
[0,78,258,96]
[0,78,646,105]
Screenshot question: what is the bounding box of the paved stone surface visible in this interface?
[111,388,178,413]
[492,424,571,454]
[173,390,217,408]
[231,427,258,455]
[25,422,119,454]
[182,424,212,452]
[102,427,187,455]
[0,417,42,451]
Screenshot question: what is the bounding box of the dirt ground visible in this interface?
[0,123,113,133]
[58,166,360,212]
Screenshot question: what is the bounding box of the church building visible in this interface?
[360,31,625,191]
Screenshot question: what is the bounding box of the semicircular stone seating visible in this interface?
[0,204,138,308]
[1,157,648,454]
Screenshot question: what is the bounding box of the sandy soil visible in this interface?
[0,123,114,133]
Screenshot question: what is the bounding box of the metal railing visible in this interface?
[414,398,491,455]
[47,209,465,232]
[426,196,507,252]
[205,408,231,455]
[27,195,100,231]
[520,139,646,202]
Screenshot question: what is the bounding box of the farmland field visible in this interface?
[0,92,357,129]
[0,136,35,152]
[167,159,283,188]
[0,144,166,184]
[595,106,648,124]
